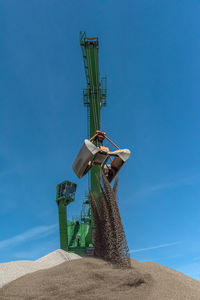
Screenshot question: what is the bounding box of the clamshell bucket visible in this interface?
[72,139,107,178]
[72,131,131,182]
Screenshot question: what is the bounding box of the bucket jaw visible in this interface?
[102,148,130,182]
[72,131,131,182]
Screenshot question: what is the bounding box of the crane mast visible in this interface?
[56,32,130,256]
[80,31,107,196]
[56,32,107,255]
[80,32,107,249]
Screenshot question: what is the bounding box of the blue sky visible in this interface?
[1,0,200,280]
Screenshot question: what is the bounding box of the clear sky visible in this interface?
[1,0,200,280]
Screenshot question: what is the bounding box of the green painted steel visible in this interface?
[67,202,92,253]
[80,31,107,246]
[56,181,77,251]
[56,32,106,255]
[58,201,68,251]
[80,32,107,195]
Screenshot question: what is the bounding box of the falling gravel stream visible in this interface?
[90,169,131,268]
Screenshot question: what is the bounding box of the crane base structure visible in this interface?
[56,180,94,256]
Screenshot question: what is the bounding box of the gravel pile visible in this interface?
[0,249,81,288]
[1,257,200,300]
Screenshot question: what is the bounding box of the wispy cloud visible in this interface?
[0,224,57,249]
[14,238,58,260]
[135,183,174,198]
[176,261,200,280]
[130,241,180,253]
[193,256,200,262]
[135,174,200,199]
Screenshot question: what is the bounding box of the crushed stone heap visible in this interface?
[0,249,81,288]
[1,257,200,300]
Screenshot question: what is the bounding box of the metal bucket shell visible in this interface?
[103,149,131,182]
[72,139,99,178]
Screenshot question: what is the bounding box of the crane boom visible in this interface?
[57,32,130,256]
[80,31,107,196]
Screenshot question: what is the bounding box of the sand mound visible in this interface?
[36,249,80,267]
[0,249,81,288]
[1,257,200,300]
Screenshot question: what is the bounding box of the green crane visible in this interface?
[56,31,106,255]
[80,31,107,250]
[56,32,130,255]
[80,31,107,196]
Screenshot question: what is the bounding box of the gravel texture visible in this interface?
[0,249,81,288]
[1,257,200,300]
